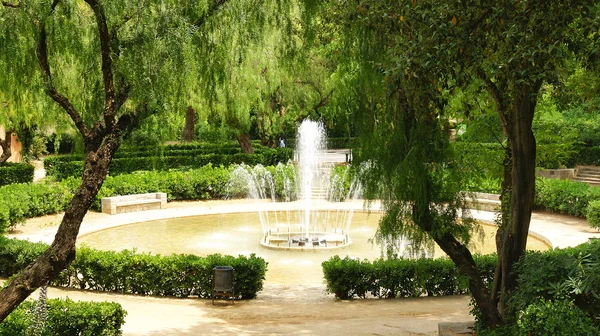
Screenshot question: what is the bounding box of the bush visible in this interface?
[534,178,600,217]
[0,163,35,187]
[321,254,496,300]
[0,182,73,233]
[0,298,126,336]
[508,239,600,321]
[587,200,600,230]
[45,148,293,180]
[517,300,600,336]
[0,237,268,299]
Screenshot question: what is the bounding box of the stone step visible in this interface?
[574,174,600,182]
[574,178,600,187]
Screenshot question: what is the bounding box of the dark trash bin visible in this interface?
[212,266,235,304]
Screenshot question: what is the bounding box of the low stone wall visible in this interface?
[536,168,575,180]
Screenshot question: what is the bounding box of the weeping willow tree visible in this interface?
[0,0,303,321]
[321,0,599,328]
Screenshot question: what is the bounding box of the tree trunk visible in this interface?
[491,144,512,304]
[433,233,503,327]
[497,84,540,316]
[0,135,120,321]
[236,133,254,154]
[0,130,12,164]
[181,106,197,141]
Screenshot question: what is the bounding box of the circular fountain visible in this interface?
[229,120,358,250]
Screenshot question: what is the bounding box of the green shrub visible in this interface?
[0,237,267,299]
[587,200,600,230]
[0,182,72,233]
[0,163,35,187]
[517,300,600,336]
[535,178,600,218]
[0,298,126,336]
[321,254,497,300]
[508,239,600,321]
[45,148,293,180]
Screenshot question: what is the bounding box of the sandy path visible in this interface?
[25,284,471,336]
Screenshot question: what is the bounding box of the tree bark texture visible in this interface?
[236,133,254,154]
[433,233,503,327]
[182,106,197,141]
[496,85,539,316]
[0,131,12,164]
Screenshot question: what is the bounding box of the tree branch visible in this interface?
[1,1,19,8]
[36,4,90,139]
[84,0,117,132]
[193,0,227,28]
[312,89,334,112]
[475,68,509,129]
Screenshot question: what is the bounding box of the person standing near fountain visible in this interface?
[279,137,285,148]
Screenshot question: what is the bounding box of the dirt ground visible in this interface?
[37,284,473,336]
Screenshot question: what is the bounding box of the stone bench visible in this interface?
[101,192,167,215]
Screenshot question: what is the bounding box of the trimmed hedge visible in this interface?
[45,148,293,180]
[0,162,35,187]
[535,177,600,218]
[0,182,73,233]
[0,237,267,299]
[0,298,126,336]
[321,254,497,299]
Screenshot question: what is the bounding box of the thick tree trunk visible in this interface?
[433,233,503,327]
[497,86,539,316]
[491,145,512,304]
[0,130,12,164]
[0,135,121,321]
[181,106,197,141]
[236,133,254,154]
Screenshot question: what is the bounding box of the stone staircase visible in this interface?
[298,164,334,200]
[574,166,600,187]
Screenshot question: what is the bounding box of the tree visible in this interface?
[321,0,599,328]
[0,0,300,321]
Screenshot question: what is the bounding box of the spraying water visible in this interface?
[228,119,361,250]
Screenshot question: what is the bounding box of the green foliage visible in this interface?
[0,163,302,231]
[0,298,126,336]
[0,163,34,187]
[0,182,72,233]
[44,146,293,180]
[321,254,496,300]
[534,178,600,218]
[0,237,267,299]
[508,240,600,323]
[517,300,600,336]
[587,200,600,230]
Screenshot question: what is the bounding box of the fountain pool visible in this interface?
[77,210,550,285]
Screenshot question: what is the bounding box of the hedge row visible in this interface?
[534,177,600,220]
[0,236,268,299]
[44,143,247,163]
[0,182,73,232]
[45,148,293,180]
[0,163,34,187]
[0,298,126,336]
[321,254,497,299]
